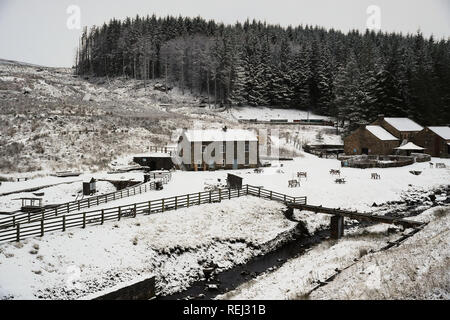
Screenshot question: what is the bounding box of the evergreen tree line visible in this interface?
[75,15,450,128]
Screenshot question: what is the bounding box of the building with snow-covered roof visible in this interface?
[177,127,260,171]
[372,116,423,140]
[344,124,400,155]
[413,126,450,158]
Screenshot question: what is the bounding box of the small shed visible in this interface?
[133,153,173,171]
[227,173,243,189]
[83,178,96,196]
[413,126,450,158]
[20,198,43,212]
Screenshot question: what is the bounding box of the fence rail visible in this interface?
[0,172,172,229]
[0,184,306,243]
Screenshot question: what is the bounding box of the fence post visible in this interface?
[229,188,231,200]
[97,197,99,206]
[83,212,86,228]
[101,210,104,225]
[258,187,261,197]
[148,201,151,213]
[88,198,90,208]
[40,219,44,237]
[134,204,137,217]
[246,185,249,195]
[162,199,165,212]
[118,207,121,221]
[219,189,222,201]
[67,203,69,214]
[175,196,178,209]
[198,192,201,205]
[270,191,272,200]
[238,188,240,197]
[209,191,212,203]
[55,207,57,216]
[12,215,15,228]
[16,223,20,242]
[78,201,80,211]
[62,216,66,232]
[187,194,190,207]
[28,212,30,223]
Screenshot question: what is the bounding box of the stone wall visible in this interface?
[91,276,156,300]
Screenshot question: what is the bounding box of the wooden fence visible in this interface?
[0,172,172,229]
[0,184,306,243]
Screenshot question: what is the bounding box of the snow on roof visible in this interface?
[183,129,258,142]
[394,142,424,150]
[366,125,399,141]
[384,118,423,132]
[428,126,450,140]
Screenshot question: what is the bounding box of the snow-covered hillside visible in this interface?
[0,61,339,174]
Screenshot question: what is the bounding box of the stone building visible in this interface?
[413,126,450,158]
[177,128,259,171]
[371,116,423,140]
[344,125,400,155]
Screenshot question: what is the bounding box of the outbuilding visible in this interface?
[372,116,423,140]
[344,125,400,155]
[83,177,96,196]
[413,126,450,158]
[133,153,174,171]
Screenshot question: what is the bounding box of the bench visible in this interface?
[329,169,341,176]
[288,180,300,188]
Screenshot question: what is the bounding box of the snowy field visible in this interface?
[56,153,450,215]
[228,106,330,121]
[0,197,294,299]
[0,180,116,212]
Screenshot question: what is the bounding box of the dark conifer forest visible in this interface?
[75,15,450,126]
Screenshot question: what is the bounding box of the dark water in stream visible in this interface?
[158,185,449,300]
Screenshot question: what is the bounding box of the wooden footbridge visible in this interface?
[287,203,425,239]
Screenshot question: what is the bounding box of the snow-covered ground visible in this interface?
[0,180,116,212]
[56,153,450,215]
[219,206,450,300]
[228,106,330,121]
[0,197,294,299]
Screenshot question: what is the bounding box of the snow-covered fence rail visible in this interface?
[0,185,306,243]
[0,172,172,229]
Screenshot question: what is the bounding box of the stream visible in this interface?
[158,184,449,300]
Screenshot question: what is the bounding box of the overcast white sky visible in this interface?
[0,0,449,67]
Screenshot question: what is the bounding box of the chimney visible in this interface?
[357,121,367,129]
